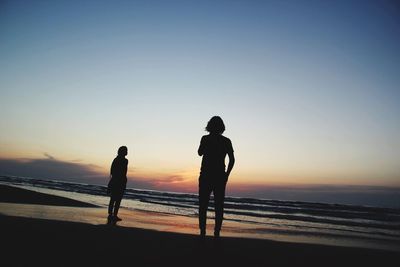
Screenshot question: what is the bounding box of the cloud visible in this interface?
[0,156,106,184]
[0,156,194,191]
[151,175,187,184]
[43,153,55,160]
[127,174,193,192]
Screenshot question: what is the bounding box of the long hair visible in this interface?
[205,116,225,134]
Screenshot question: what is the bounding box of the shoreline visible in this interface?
[0,184,97,207]
[1,183,399,266]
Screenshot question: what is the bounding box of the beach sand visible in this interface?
[0,184,398,266]
[0,184,97,207]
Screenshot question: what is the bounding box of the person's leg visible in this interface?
[113,197,122,218]
[108,196,115,216]
[199,178,212,236]
[113,187,125,220]
[213,180,227,237]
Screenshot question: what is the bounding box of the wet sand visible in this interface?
[0,184,399,266]
[0,184,97,207]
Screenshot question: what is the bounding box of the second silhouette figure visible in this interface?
[107,146,128,222]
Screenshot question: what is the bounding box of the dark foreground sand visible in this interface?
[0,185,399,267]
[0,184,97,207]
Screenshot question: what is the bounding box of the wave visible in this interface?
[1,175,399,241]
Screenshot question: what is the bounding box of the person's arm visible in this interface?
[110,159,115,179]
[226,151,235,181]
[107,160,114,194]
[225,139,235,181]
[198,136,205,156]
[124,159,128,178]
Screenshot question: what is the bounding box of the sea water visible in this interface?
[1,175,399,251]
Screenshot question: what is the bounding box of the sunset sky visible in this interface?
[1,0,399,197]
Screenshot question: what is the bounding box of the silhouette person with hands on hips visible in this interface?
[198,116,235,238]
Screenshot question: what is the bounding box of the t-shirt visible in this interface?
[110,156,128,186]
[198,134,234,173]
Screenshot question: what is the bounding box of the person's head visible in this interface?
[117,146,128,157]
[205,116,225,134]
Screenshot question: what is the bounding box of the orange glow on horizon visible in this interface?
[1,152,399,191]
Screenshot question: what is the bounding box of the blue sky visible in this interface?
[1,0,400,192]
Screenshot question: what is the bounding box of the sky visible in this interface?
[1,0,400,201]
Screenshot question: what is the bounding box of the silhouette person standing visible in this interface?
[107,146,128,221]
[198,116,235,238]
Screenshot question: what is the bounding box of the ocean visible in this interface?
[1,175,399,251]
